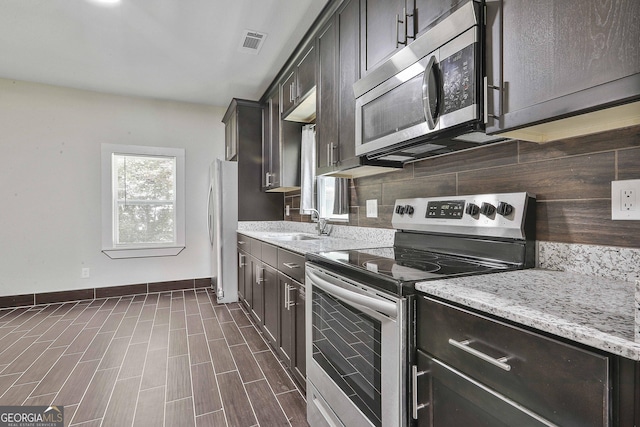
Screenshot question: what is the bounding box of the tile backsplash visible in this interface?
[286,125,640,249]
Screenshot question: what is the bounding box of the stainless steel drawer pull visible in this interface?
[282,262,300,269]
[238,240,246,245]
[412,365,429,419]
[255,266,265,284]
[448,338,512,372]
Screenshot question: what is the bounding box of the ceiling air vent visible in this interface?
[238,29,267,55]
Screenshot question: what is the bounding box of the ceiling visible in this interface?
[0,0,329,107]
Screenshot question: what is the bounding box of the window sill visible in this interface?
[102,246,185,259]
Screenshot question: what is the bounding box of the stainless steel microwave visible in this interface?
[354,0,505,163]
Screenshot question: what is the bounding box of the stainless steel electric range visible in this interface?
[305,192,536,427]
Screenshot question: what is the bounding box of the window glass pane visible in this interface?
[317,177,349,221]
[114,155,175,202]
[117,203,175,245]
[113,153,177,247]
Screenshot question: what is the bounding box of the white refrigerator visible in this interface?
[208,159,238,303]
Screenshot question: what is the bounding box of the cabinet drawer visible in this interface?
[417,296,610,427]
[237,233,249,250]
[262,243,278,268]
[249,237,262,258]
[277,249,305,283]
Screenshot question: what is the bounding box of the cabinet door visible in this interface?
[360,0,406,76]
[487,0,640,133]
[278,274,295,367]
[263,265,279,344]
[251,259,264,323]
[242,253,252,310]
[414,350,551,427]
[263,91,280,188]
[292,281,306,389]
[270,90,281,189]
[297,44,316,102]
[262,89,281,190]
[281,71,296,119]
[336,0,360,165]
[317,0,361,174]
[316,15,338,174]
[224,110,237,161]
[237,251,246,302]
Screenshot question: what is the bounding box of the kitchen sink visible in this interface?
[266,233,320,241]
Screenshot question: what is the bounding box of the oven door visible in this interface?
[355,25,480,159]
[305,263,406,427]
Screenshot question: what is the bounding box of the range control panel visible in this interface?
[391,192,535,239]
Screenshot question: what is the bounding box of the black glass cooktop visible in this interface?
[306,247,516,295]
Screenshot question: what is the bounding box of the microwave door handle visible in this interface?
[422,55,438,131]
[306,269,397,318]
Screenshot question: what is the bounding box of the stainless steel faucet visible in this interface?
[306,209,330,236]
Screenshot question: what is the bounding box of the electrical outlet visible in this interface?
[366,199,378,218]
[81,268,90,278]
[611,179,640,220]
[622,189,635,211]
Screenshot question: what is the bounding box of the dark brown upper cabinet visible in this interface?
[360,0,408,77]
[262,86,302,192]
[223,99,284,220]
[282,42,317,123]
[317,0,400,177]
[485,0,640,142]
[223,104,237,161]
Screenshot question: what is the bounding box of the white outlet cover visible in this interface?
[366,199,378,218]
[611,179,640,220]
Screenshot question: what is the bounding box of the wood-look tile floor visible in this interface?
[0,288,309,427]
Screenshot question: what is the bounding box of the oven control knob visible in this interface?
[497,201,514,217]
[480,202,496,217]
[465,203,479,217]
[404,205,414,215]
[395,205,405,215]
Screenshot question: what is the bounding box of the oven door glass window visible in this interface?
[312,286,383,427]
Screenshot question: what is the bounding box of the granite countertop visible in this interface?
[237,221,395,255]
[415,269,640,361]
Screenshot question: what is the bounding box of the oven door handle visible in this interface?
[306,269,397,318]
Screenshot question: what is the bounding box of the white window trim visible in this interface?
[101,143,186,259]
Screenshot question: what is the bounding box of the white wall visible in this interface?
[0,78,227,296]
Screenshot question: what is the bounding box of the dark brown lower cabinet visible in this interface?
[278,274,295,366]
[415,349,552,427]
[237,234,307,392]
[262,264,278,345]
[250,258,264,323]
[277,266,306,391]
[237,250,246,301]
[414,296,612,427]
[292,280,306,389]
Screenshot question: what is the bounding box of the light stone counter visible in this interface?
[237,221,395,255]
[416,269,640,360]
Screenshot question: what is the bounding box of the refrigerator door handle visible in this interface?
[207,183,214,246]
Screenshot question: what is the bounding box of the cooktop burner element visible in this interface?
[306,192,536,296]
[315,247,512,283]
